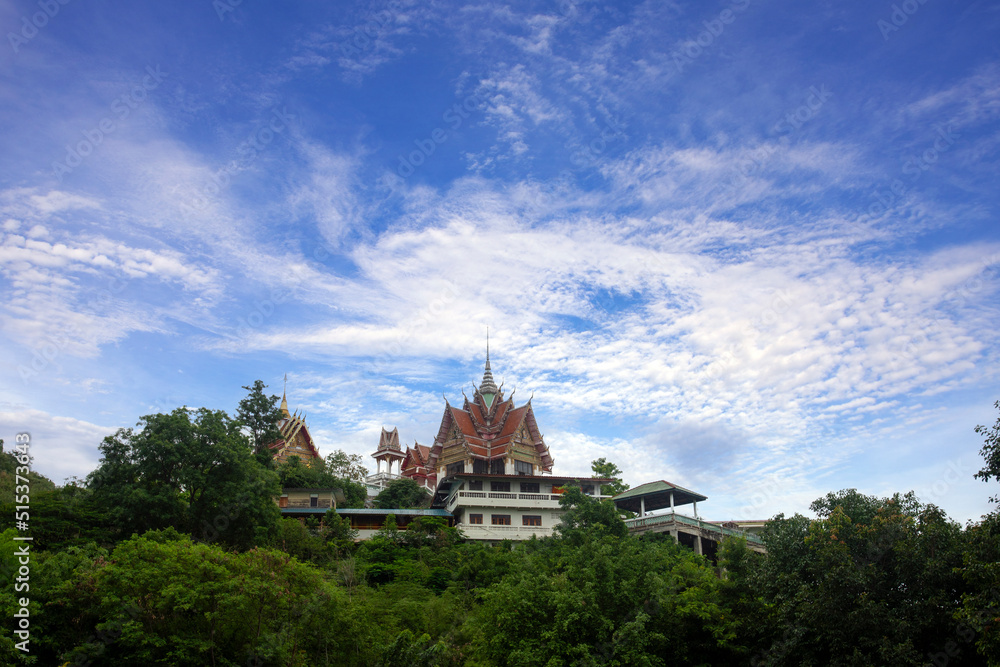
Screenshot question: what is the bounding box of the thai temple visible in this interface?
[268,381,321,466]
[275,348,766,556]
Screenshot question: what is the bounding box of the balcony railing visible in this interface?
[624,512,764,545]
[366,472,402,484]
[459,525,554,539]
[447,490,612,512]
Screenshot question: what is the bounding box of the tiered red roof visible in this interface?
[401,443,436,488]
[426,351,554,473]
[269,411,321,461]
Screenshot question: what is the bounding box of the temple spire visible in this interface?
[479,331,499,404]
[280,373,290,416]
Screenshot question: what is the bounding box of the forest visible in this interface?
[1,387,999,666]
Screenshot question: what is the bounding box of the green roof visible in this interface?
[612,480,707,513]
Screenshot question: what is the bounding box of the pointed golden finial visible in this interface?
[280,373,290,417]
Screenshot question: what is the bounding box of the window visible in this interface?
[310,495,318,508]
[468,480,483,491]
[473,459,489,474]
[490,459,505,475]
[491,515,511,525]
[468,514,483,525]
[581,485,595,495]
[514,459,533,475]
[491,481,511,493]
[447,462,465,477]
[522,515,542,527]
[520,482,540,493]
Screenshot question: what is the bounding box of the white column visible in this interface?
[670,491,675,513]
[693,500,698,520]
[695,534,703,555]
[376,459,382,474]
[640,497,645,517]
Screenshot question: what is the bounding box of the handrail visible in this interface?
[624,512,764,545]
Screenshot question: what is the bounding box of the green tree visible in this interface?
[555,485,628,543]
[326,449,370,482]
[50,533,354,666]
[958,511,1000,664]
[0,439,56,502]
[0,484,113,551]
[276,455,368,508]
[236,379,284,458]
[477,528,740,665]
[377,629,447,667]
[337,477,369,508]
[375,478,431,509]
[88,407,281,548]
[277,455,320,488]
[957,400,1000,664]
[323,508,359,558]
[744,491,969,666]
[591,457,629,496]
[975,399,1000,505]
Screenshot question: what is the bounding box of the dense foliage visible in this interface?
[374,477,432,509]
[1,399,999,665]
[591,457,629,496]
[277,455,368,509]
[87,407,282,549]
[236,379,285,458]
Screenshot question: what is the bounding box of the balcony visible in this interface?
[623,512,764,546]
[458,524,554,540]
[366,472,402,485]
[447,491,567,512]
[446,490,613,512]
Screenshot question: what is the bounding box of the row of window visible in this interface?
[467,514,543,526]
[464,481,597,494]
[446,459,536,476]
[466,480,542,493]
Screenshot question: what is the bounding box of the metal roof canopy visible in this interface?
[335,508,452,516]
[612,480,707,514]
[280,508,452,517]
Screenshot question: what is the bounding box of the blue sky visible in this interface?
[1,0,998,523]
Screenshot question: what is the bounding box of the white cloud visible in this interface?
[218,177,999,473]
[0,409,113,484]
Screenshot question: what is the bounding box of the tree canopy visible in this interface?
[326,450,370,483]
[975,399,1000,505]
[276,452,368,508]
[591,457,629,496]
[8,395,1000,665]
[374,478,431,509]
[236,379,284,458]
[87,407,281,548]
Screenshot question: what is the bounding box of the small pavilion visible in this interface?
[612,480,765,557]
[611,480,707,518]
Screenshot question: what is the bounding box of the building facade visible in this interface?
[436,473,611,541]
[357,348,767,551]
[372,348,617,541]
